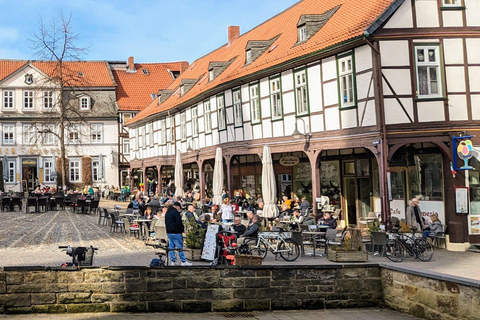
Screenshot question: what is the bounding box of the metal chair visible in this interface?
[10,197,22,212]
[109,212,124,233]
[433,224,447,248]
[76,199,87,214]
[370,231,387,256]
[89,200,100,215]
[37,197,48,213]
[124,218,140,238]
[26,197,37,213]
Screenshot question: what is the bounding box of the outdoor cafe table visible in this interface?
[235,210,248,219]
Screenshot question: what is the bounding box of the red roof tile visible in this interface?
[112,61,189,111]
[0,60,28,82]
[129,0,397,125]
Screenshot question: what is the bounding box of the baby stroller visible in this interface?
[215,230,238,266]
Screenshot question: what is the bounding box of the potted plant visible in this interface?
[184,218,206,261]
[327,228,368,262]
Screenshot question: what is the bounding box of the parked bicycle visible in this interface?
[385,228,434,262]
[241,231,300,262]
[59,245,98,266]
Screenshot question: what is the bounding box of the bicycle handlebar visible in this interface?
[58,246,69,249]
[59,245,98,250]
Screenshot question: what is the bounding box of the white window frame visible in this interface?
[5,159,15,183]
[44,159,55,183]
[233,89,243,127]
[442,0,461,6]
[91,123,103,144]
[3,90,14,110]
[180,113,187,141]
[246,50,252,64]
[270,77,283,120]
[43,125,55,145]
[146,123,153,146]
[204,100,212,134]
[68,124,80,144]
[191,107,199,137]
[217,95,226,131]
[23,124,35,145]
[298,25,307,42]
[414,45,443,99]
[337,55,356,109]
[69,159,81,183]
[43,91,54,109]
[3,124,15,145]
[123,138,130,155]
[92,158,104,182]
[250,83,261,124]
[294,70,309,115]
[23,91,34,110]
[160,120,166,145]
[80,96,90,110]
[209,69,215,82]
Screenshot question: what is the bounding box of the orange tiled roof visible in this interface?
[0,60,28,82]
[112,61,189,111]
[129,0,397,125]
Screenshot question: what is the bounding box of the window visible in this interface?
[443,0,461,6]
[204,100,212,133]
[180,113,187,141]
[217,95,226,131]
[23,125,35,145]
[209,70,214,82]
[191,107,199,137]
[298,25,307,42]
[139,126,146,148]
[160,120,166,145]
[44,160,55,183]
[294,70,309,115]
[92,158,104,182]
[3,124,15,145]
[270,78,283,120]
[337,54,356,108]
[68,125,80,144]
[250,83,261,124]
[23,91,34,109]
[146,123,152,146]
[69,160,81,182]
[91,123,103,143]
[5,159,15,183]
[3,90,14,109]
[80,96,90,110]
[43,125,55,145]
[123,138,130,155]
[246,50,252,64]
[233,90,243,127]
[44,91,54,109]
[167,117,174,143]
[415,45,443,98]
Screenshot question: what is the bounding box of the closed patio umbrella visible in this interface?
[51,154,57,180]
[98,154,104,180]
[212,147,224,206]
[261,145,278,218]
[174,149,184,198]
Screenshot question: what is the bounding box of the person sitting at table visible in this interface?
[183,204,199,222]
[292,208,304,224]
[422,215,442,239]
[34,186,42,194]
[246,211,254,224]
[197,214,210,229]
[219,198,234,223]
[238,214,261,244]
[147,195,160,208]
[277,204,292,221]
[319,211,337,229]
[256,202,264,216]
[282,196,292,210]
[241,201,253,212]
[231,200,239,213]
[232,216,246,236]
[87,185,94,197]
[302,212,317,226]
[299,197,310,214]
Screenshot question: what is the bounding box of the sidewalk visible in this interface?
[0,308,421,319]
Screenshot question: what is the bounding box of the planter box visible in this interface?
[184,248,203,261]
[327,249,368,262]
[234,254,262,267]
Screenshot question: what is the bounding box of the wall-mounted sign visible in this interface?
[22,158,37,166]
[455,186,469,214]
[279,156,299,167]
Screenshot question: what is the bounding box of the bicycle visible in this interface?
[385,228,434,262]
[59,245,98,266]
[241,231,300,262]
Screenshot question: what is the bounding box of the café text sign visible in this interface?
[280,156,299,166]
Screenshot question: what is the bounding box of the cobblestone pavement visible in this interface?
[1,199,480,285]
[0,308,421,319]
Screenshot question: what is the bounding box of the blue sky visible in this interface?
[0,0,298,64]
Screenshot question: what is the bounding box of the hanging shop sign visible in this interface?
[452,135,474,171]
[22,158,37,166]
[279,156,299,167]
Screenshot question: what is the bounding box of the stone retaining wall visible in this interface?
[0,266,382,314]
[382,268,480,320]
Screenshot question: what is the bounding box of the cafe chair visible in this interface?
[26,197,37,214]
[109,212,125,233]
[11,197,22,212]
[124,218,140,238]
[89,199,100,215]
[433,224,447,249]
[37,197,48,213]
[370,231,387,256]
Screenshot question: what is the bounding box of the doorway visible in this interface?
[22,166,36,192]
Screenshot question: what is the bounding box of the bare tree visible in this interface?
[27,13,93,189]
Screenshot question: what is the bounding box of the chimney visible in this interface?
[127,56,136,73]
[228,26,240,45]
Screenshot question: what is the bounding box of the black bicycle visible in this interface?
[385,228,434,262]
[59,245,98,266]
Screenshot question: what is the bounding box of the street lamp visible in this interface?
[291,118,312,140]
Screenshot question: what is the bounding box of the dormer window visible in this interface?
[179,78,199,97]
[80,96,90,110]
[209,69,214,82]
[78,72,84,77]
[180,85,185,96]
[298,26,307,42]
[296,6,339,44]
[142,68,149,75]
[246,50,252,64]
[208,59,235,82]
[244,36,279,66]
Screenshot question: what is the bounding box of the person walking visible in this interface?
[165,201,192,266]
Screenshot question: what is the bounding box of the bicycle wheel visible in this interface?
[385,239,406,262]
[245,238,268,259]
[279,239,300,262]
[415,238,434,262]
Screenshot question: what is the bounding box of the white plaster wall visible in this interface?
[323,81,338,107]
[272,121,284,137]
[357,72,373,101]
[281,70,294,92]
[468,66,480,92]
[341,109,357,129]
[322,56,337,81]
[471,95,480,120]
[242,102,251,122]
[283,115,296,137]
[310,114,324,132]
[448,95,468,121]
[443,11,463,27]
[235,127,244,141]
[443,39,464,64]
[355,45,372,72]
[384,98,414,125]
[380,41,410,67]
[415,0,440,28]
[205,133,212,147]
[445,67,466,93]
[383,0,413,28]
[243,122,252,141]
[263,119,272,138]
[259,78,269,98]
[382,69,412,96]
[324,107,340,131]
[283,91,295,115]
[307,64,322,113]
[212,129,219,145]
[465,0,480,26]
[261,97,270,119]
[358,100,376,127]
[466,39,480,64]
[417,101,445,122]
[252,125,262,140]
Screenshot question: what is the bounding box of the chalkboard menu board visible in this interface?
[201,224,220,261]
